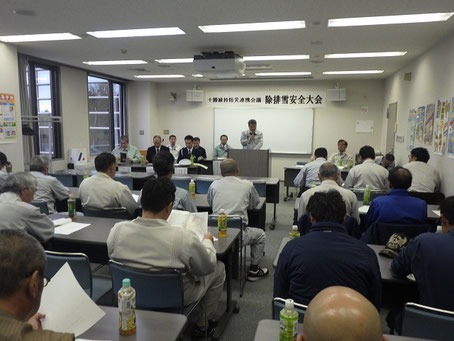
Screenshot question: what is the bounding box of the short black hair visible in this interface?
[141,177,176,213]
[0,152,7,166]
[184,135,194,141]
[384,153,395,162]
[248,119,257,125]
[153,135,162,141]
[411,147,430,163]
[359,145,375,160]
[306,191,346,224]
[0,229,46,298]
[194,137,201,142]
[95,152,116,172]
[338,139,348,147]
[314,147,328,159]
[220,134,228,139]
[120,135,129,142]
[169,135,176,139]
[388,166,412,189]
[440,196,454,225]
[153,151,175,177]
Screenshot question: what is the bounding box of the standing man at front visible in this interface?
[241,119,263,150]
[111,135,142,164]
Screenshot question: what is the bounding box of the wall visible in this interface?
[383,32,454,196]
[0,42,24,171]
[142,80,385,179]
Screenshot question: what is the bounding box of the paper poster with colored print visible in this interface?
[0,93,17,143]
[441,99,450,155]
[448,97,454,158]
[415,106,425,145]
[423,103,435,145]
[407,109,416,152]
[433,101,442,154]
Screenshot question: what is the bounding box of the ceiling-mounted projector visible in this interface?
[193,51,245,79]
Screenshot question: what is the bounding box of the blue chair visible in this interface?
[409,191,445,205]
[54,174,74,187]
[360,222,432,245]
[272,297,307,323]
[114,176,133,190]
[171,176,191,190]
[401,302,454,340]
[297,214,360,238]
[109,260,198,315]
[31,200,49,215]
[45,251,112,302]
[252,180,266,197]
[196,177,217,194]
[83,206,132,219]
[352,189,389,202]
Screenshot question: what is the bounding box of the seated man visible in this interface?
[111,135,142,164]
[212,134,230,159]
[152,151,197,212]
[364,167,427,229]
[0,151,12,190]
[167,134,181,160]
[29,155,69,214]
[0,229,74,340]
[293,148,329,191]
[344,145,388,190]
[375,153,395,171]
[297,286,388,341]
[390,196,454,311]
[404,147,441,192]
[298,162,359,224]
[207,158,268,281]
[193,137,207,159]
[274,191,381,309]
[0,172,54,243]
[177,135,204,163]
[79,152,138,216]
[329,139,353,168]
[107,178,225,337]
[146,135,169,163]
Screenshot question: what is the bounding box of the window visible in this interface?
[87,76,125,155]
[27,63,62,159]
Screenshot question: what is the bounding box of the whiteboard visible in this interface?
[214,107,314,154]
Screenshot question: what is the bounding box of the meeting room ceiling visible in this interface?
[1,0,454,82]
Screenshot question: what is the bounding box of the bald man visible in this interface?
[298,286,388,341]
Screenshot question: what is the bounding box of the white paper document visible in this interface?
[132,193,139,202]
[39,263,105,337]
[432,210,441,217]
[355,120,374,133]
[358,205,370,214]
[53,218,72,227]
[55,222,90,235]
[167,210,208,240]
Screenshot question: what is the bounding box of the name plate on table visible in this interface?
[146,166,155,174]
[118,166,131,173]
[175,167,188,175]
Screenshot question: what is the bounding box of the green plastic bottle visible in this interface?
[68,194,76,220]
[118,278,136,336]
[363,185,371,205]
[83,171,89,180]
[337,157,343,167]
[289,225,300,239]
[310,181,317,189]
[217,209,227,238]
[189,179,196,199]
[279,299,299,341]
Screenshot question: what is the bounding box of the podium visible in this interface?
[228,149,271,177]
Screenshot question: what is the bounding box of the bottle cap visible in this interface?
[285,299,294,309]
[69,194,75,199]
[190,179,195,183]
[292,225,298,231]
[122,278,131,288]
[220,209,225,214]
[365,184,369,188]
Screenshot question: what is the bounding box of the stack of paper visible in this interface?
[358,205,370,214]
[52,218,90,235]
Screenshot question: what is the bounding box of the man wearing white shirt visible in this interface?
[240,119,263,150]
[404,147,441,192]
[294,148,328,190]
[0,152,12,190]
[167,134,181,160]
[29,155,69,214]
[298,162,359,223]
[344,146,388,191]
[79,152,138,217]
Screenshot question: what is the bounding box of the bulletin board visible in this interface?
[0,93,18,143]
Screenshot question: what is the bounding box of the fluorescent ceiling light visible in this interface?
[0,33,80,43]
[192,74,204,78]
[325,51,407,58]
[199,20,305,33]
[134,74,185,79]
[87,27,185,39]
[323,70,384,75]
[155,58,194,63]
[328,13,454,27]
[83,60,148,65]
[244,55,310,61]
[255,72,311,76]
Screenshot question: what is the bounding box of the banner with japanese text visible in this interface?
[0,93,18,143]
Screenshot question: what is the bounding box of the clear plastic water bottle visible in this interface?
[218,209,227,238]
[118,278,136,336]
[189,179,196,199]
[279,299,299,341]
[363,184,371,205]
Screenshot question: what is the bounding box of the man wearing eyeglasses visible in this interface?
[0,172,54,243]
[0,229,74,340]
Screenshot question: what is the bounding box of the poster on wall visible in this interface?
[0,93,17,143]
[407,109,416,151]
[433,101,442,154]
[448,97,454,158]
[423,103,435,145]
[441,99,450,155]
[415,106,425,145]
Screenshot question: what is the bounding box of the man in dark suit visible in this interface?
[146,135,169,163]
[177,135,204,163]
[193,137,207,159]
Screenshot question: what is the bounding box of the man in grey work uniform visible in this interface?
[240,119,263,149]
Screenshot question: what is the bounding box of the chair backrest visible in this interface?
[401,302,454,340]
[409,191,445,205]
[83,206,131,219]
[297,214,359,238]
[296,161,307,166]
[171,176,191,190]
[352,189,389,201]
[361,222,431,245]
[252,180,266,197]
[31,200,49,215]
[45,251,92,297]
[54,174,74,187]
[208,215,243,229]
[114,176,134,190]
[196,177,217,194]
[109,260,184,313]
[272,297,307,323]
